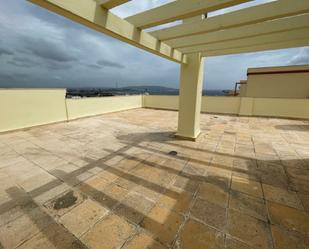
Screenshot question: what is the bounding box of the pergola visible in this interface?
[29,0,309,140]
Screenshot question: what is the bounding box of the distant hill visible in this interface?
[121,85,177,91]
[66,86,228,97]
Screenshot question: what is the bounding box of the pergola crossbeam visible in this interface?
[96,0,130,9]
[167,14,309,49]
[150,0,309,41]
[179,28,309,54]
[28,0,186,64]
[202,38,309,57]
[125,0,251,29]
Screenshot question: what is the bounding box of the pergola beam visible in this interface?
[150,0,309,41]
[180,28,309,54]
[167,14,309,48]
[28,0,186,64]
[202,38,309,57]
[96,0,130,9]
[125,0,251,29]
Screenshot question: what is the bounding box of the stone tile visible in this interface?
[81,214,136,249]
[60,199,109,237]
[268,201,309,236]
[133,184,161,202]
[197,182,229,207]
[16,222,88,249]
[0,208,52,249]
[271,225,309,249]
[190,198,226,231]
[231,176,263,199]
[114,192,155,224]
[178,219,224,249]
[225,237,253,249]
[141,205,183,246]
[157,190,193,214]
[298,193,309,212]
[122,231,166,249]
[1,109,309,249]
[44,190,86,218]
[77,175,109,196]
[32,182,70,205]
[229,191,267,221]
[263,183,303,210]
[103,182,129,203]
[227,209,273,249]
[0,200,37,227]
[19,172,57,193]
[171,175,199,194]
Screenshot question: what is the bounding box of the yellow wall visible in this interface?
[66,95,143,120]
[202,96,241,114]
[143,95,309,119]
[1,90,308,133]
[0,90,143,132]
[143,96,241,114]
[143,95,179,110]
[253,98,309,119]
[246,65,309,98]
[0,89,67,132]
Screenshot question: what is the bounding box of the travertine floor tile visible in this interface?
[197,182,229,207]
[114,192,155,224]
[178,219,224,249]
[229,191,267,221]
[0,109,308,249]
[60,199,109,237]
[271,225,309,249]
[227,209,273,249]
[122,231,167,249]
[263,183,303,210]
[231,176,263,199]
[81,214,136,249]
[141,205,183,246]
[190,198,226,231]
[225,237,253,249]
[268,201,309,236]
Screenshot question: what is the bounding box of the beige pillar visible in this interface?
[176,53,204,141]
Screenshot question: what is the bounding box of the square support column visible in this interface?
[176,53,204,141]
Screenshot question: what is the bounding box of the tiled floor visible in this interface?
[0,108,309,249]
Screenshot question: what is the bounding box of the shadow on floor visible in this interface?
[0,130,308,248]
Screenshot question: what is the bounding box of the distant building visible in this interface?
[239,65,309,98]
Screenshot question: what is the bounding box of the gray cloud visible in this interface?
[0,0,308,90]
[7,56,39,68]
[23,37,78,63]
[288,48,309,65]
[87,64,102,69]
[97,59,125,69]
[0,47,13,56]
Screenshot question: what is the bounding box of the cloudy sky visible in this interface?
[0,0,308,90]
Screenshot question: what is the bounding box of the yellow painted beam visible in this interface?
[202,38,309,57]
[28,0,186,64]
[180,28,309,54]
[151,0,309,41]
[168,14,309,48]
[125,0,251,29]
[96,0,130,9]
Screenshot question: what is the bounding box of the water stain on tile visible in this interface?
[44,190,85,218]
[53,191,78,210]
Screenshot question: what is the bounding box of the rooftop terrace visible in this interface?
[0,108,308,249]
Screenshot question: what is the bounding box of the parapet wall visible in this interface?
[0,89,143,133]
[0,89,308,133]
[143,95,309,120]
[0,89,67,132]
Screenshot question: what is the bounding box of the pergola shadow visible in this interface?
[0,129,307,249]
